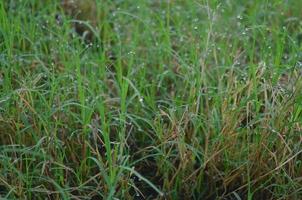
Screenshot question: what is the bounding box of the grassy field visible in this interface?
[0,0,302,199]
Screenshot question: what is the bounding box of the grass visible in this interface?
[0,0,302,199]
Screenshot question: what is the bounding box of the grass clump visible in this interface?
[0,0,301,199]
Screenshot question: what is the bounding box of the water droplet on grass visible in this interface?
[237,15,243,20]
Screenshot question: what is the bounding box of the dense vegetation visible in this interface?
[0,0,301,199]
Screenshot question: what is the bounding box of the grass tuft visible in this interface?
[0,0,302,199]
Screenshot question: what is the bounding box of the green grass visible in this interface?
[0,0,302,199]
